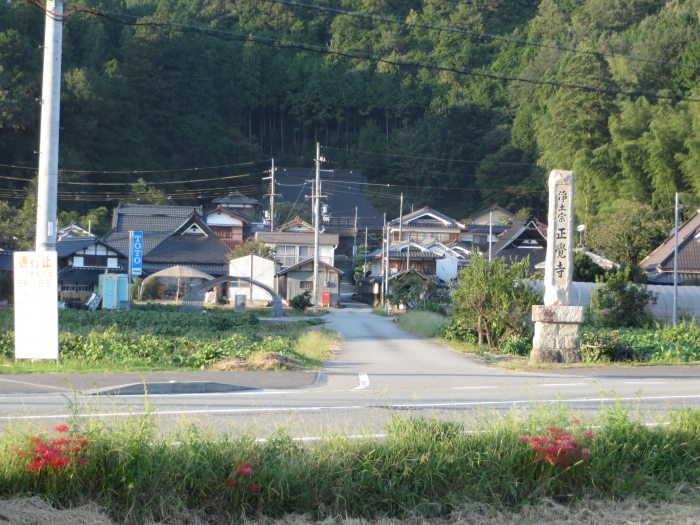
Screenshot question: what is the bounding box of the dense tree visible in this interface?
[0,0,698,227]
[451,253,541,348]
[227,239,276,261]
[586,200,669,265]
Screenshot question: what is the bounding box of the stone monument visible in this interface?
[530,170,584,363]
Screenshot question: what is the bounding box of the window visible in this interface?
[298,246,311,259]
[83,255,108,267]
[300,281,313,290]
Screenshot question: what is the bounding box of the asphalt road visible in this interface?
[1,302,699,438]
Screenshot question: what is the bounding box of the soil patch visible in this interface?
[209,353,303,371]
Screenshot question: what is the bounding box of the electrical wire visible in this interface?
[322,145,541,167]
[262,0,700,71]
[82,9,700,102]
[0,159,267,175]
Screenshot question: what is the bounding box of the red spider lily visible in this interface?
[248,483,261,492]
[520,421,596,467]
[17,424,89,472]
[225,478,238,487]
[235,463,255,477]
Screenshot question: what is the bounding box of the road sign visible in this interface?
[13,251,58,360]
[130,230,143,276]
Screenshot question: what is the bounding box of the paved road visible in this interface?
[1,302,699,438]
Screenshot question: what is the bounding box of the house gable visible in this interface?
[641,209,700,280]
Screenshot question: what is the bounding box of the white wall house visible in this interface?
[423,241,469,282]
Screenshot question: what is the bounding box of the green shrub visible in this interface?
[440,317,477,343]
[289,290,312,311]
[581,331,636,362]
[500,335,532,356]
[590,267,657,328]
[451,253,541,347]
[581,323,700,363]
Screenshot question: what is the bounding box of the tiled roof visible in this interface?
[462,204,514,225]
[389,206,465,229]
[105,204,203,256]
[205,206,251,224]
[641,210,700,273]
[56,238,99,258]
[212,191,261,206]
[255,231,339,246]
[145,234,231,266]
[143,262,228,276]
[492,218,547,255]
[276,258,343,276]
[462,224,509,235]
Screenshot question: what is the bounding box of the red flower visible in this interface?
[54,424,70,433]
[77,457,89,464]
[235,463,254,477]
[248,483,261,492]
[225,478,238,486]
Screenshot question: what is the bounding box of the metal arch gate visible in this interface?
[182,276,284,317]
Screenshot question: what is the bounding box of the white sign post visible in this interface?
[13,251,59,360]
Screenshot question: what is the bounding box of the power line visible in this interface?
[0,159,267,175]
[263,0,700,71]
[323,145,540,167]
[56,172,257,186]
[84,9,700,103]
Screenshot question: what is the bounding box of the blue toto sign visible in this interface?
[130,231,143,276]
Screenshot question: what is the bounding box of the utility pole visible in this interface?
[380,213,386,306]
[398,192,403,242]
[262,158,280,231]
[312,143,321,313]
[488,211,493,261]
[352,206,358,257]
[673,192,679,326]
[384,215,390,313]
[269,158,276,231]
[36,0,63,252]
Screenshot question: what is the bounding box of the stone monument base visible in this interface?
[530,304,585,364]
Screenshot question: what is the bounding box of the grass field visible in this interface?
[1,405,698,523]
[0,305,338,373]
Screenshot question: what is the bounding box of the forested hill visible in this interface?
[1,0,700,238]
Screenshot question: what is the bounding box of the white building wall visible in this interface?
[228,255,275,301]
[436,255,459,282]
[207,213,243,227]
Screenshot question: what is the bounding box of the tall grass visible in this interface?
[397,311,449,337]
[2,406,699,523]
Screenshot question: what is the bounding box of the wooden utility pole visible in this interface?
[36,0,63,251]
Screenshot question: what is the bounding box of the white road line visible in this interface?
[352,373,370,391]
[538,383,587,387]
[3,394,700,421]
[623,381,669,385]
[453,386,498,390]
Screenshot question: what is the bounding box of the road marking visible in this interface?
[623,381,668,385]
[352,373,370,391]
[3,394,700,421]
[453,386,498,390]
[538,383,587,387]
